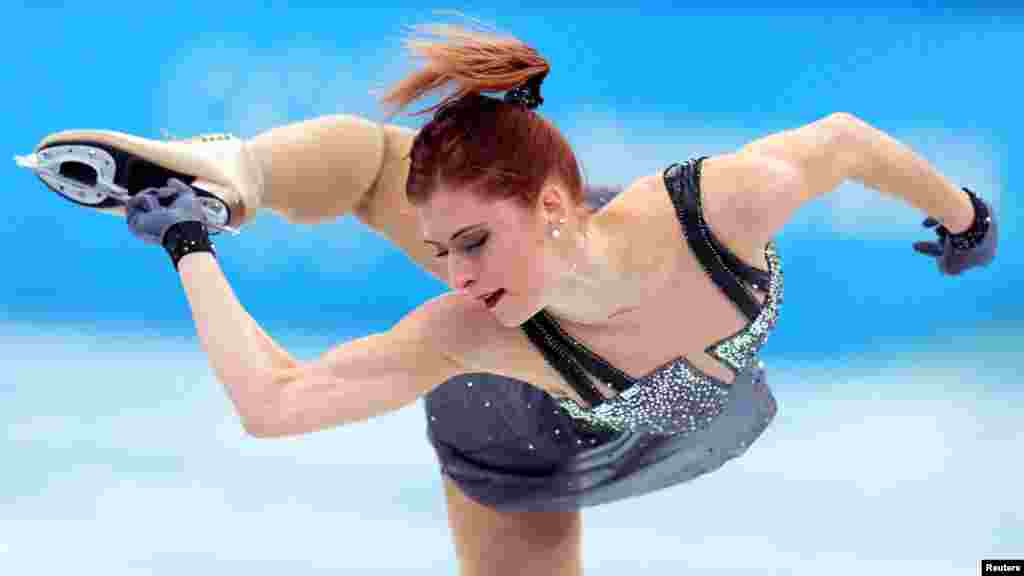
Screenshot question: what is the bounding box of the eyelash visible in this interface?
[434,235,487,259]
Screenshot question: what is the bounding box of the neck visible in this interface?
[541,211,636,327]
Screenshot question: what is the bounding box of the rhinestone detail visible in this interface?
[552,238,783,436]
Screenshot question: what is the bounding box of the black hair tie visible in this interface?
[504,71,547,110]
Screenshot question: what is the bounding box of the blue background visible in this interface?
[2,2,1020,574]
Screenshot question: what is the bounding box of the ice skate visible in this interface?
[15,130,266,233]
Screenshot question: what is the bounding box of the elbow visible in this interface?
[827,111,872,135]
[236,364,319,439]
[239,401,282,438]
[824,112,870,144]
[827,111,860,125]
[241,414,279,439]
[825,112,870,179]
[824,112,864,146]
[231,370,289,439]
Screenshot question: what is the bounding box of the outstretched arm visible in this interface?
[177,251,468,437]
[700,112,977,251]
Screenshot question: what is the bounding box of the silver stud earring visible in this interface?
[550,217,566,239]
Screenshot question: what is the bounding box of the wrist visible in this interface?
[944,188,991,251]
[162,220,216,271]
[944,187,977,235]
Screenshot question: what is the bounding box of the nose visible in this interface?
[449,255,477,293]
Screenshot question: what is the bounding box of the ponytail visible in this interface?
[383,19,582,212]
[380,22,550,116]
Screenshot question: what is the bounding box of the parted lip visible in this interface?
[475,289,502,301]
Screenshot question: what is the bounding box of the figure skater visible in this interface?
[23,23,998,576]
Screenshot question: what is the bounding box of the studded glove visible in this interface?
[912,188,997,276]
[126,178,216,270]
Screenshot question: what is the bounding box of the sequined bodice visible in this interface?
[554,242,781,435]
[522,158,784,437]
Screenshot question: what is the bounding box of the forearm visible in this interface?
[177,252,299,429]
[845,115,975,233]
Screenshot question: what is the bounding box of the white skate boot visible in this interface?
[15,130,265,233]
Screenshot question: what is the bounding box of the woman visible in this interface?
[27,23,997,576]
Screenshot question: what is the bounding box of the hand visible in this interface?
[912,194,998,276]
[126,178,208,245]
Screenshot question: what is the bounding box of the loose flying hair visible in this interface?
[379,22,585,210]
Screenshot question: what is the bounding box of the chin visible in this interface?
[496,298,542,327]
[492,306,526,327]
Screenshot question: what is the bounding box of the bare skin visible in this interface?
[424,168,771,575]
[181,156,773,576]
[175,112,977,575]
[411,167,769,405]
[442,477,584,575]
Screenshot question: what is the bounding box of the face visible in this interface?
[419,186,560,326]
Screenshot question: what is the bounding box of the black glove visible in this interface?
[126,178,215,270]
[912,188,997,276]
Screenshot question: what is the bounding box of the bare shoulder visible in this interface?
[602,156,787,275]
[593,174,685,279]
[603,173,670,220]
[699,153,795,265]
[700,152,798,208]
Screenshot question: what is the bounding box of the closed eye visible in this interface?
[433,234,488,259]
[465,235,487,253]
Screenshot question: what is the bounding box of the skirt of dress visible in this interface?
[424,364,778,512]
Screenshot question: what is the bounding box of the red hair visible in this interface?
[379,22,584,209]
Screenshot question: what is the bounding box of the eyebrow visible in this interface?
[423,223,485,246]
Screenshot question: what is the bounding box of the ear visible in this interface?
[538,183,569,220]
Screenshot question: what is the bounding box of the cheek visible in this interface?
[516,243,550,297]
[493,236,544,291]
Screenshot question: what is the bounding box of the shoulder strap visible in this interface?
[664,158,763,322]
[521,316,608,407]
[711,235,771,292]
[533,311,635,394]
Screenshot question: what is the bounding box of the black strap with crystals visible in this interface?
[521,316,608,407]
[520,308,642,408]
[519,157,773,408]
[532,311,635,393]
[664,158,764,322]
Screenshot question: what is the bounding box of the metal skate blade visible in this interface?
[16,146,117,206]
[14,154,41,169]
[14,147,238,235]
